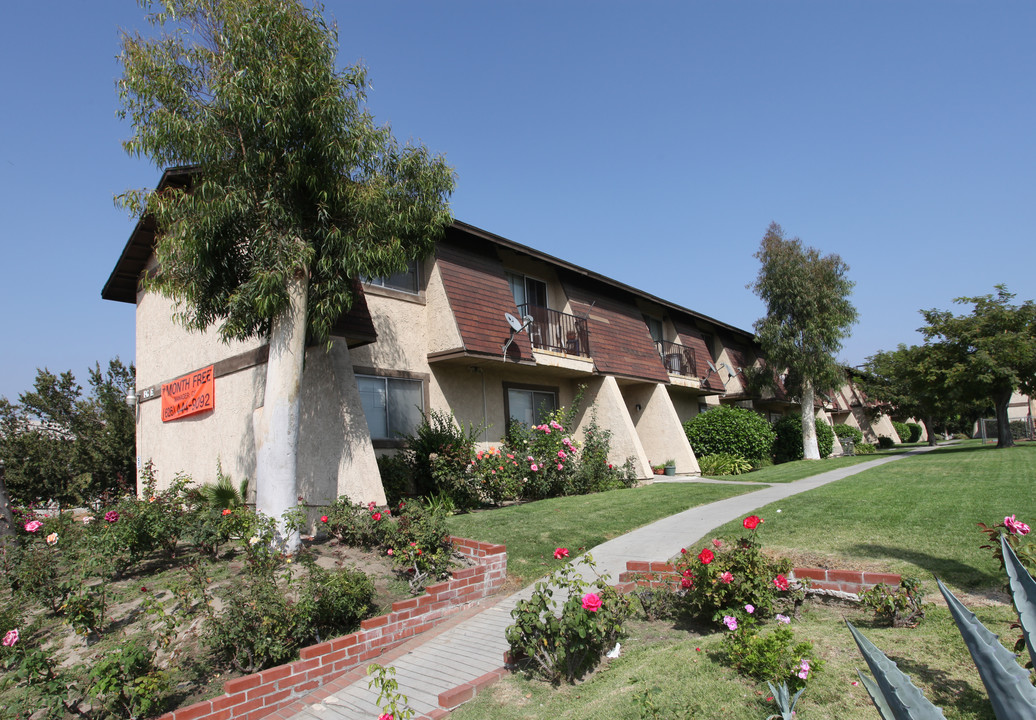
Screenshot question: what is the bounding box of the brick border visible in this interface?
[157,536,506,720]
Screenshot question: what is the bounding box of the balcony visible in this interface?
[517,303,590,358]
[656,340,698,377]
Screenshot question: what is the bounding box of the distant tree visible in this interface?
[919,285,1036,448]
[859,344,957,446]
[117,0,455,550]
[750,223,858,459]
[0,359,135,506]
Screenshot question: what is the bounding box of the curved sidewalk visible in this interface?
[283,446,940,720]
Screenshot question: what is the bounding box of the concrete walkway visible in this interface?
[284,446,941,720]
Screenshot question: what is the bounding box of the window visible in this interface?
[356,375,423,440]
[507,272,548,309]
[365,259,420,294]
[646,316,664,344]
[505,386,557,427]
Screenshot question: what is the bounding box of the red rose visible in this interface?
[320,515,329,523]
[680,577,692,589]
[773,574,789,591]
[222,508,232,516]
[553,547,569,560]
[372,512,382,521]
[743,515,762,530]
[698,548,714,565]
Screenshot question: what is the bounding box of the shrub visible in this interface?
[772,415,835,463]
[303,563,377,642]
[674,515,800,622]
[88,638,170,718]
[683,406,776,461]
[855,442,876,454]
[568,412,632,493]
[860,577,926,628]
[320,496,395,548]
[891,421,911,444]
[506,553,630,684]
[400,409,484,498]
[833,424,863,444]
[906,422,923,443]
[377,453,413,507]
[721,618,823,691]
[386,501,455,593]
[877,435,896,449]
[697,453,753,477]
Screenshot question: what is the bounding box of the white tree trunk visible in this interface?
[801,378,821,460]
[255,272,308,554]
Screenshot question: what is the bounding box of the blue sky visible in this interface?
[1,2,1033,401]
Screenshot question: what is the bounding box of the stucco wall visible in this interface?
[624,383,699,474]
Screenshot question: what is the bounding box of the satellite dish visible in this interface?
[707,361,718,373]
[504,312,524,332]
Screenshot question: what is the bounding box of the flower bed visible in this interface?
[156,536,506,720]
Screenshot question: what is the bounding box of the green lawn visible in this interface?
[448,441,1036,720]
[445,482,756,584]
[736,447,911,483]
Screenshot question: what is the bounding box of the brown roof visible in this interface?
[435,232,533,361]
[673,322,726,392]
[564,280,670,383]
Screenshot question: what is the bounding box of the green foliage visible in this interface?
[368,664,416,720]
[855,442,876,454]
[848,537,1036,720]
[683,405,776,461]
[401,409,483,499]
[877,435,896,449]
[88,639,170,719]
[722,619,824,691]
[765,681,806,720]
[197,461,248,510]
[834,424,863,444]
[892,420,911,444]
[303,562,377,642]
[320,495,395,548]
[506,554,630,684]
[117,0,455,345]
[772,415,835,463]
[674,518,799,622]
[906,422,923,443]
[751,222,858,458]
[0,359,135,506]
[919,286,1036,449]
[697,453,754,477]
[377,453,414,507]
[860,577,926,627]
[386,501,455,593]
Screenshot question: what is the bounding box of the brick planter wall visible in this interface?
[615,562,901,597]
[158,536,506,720]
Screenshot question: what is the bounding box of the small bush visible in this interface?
[834,424,863,444]
[877,435,896,449]
[860,577,926,628]
[855,442,876,454]
[772,415,835,463]
[697,453,753,477]
[377,454,413,507]
[891,421,911,444]
[906,422,923,443]
[401,410,484,498]
[721,619,823,691]
[683,406,776,461]
[304,563,377,642]
[321,496,395,548]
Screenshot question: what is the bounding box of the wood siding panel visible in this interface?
[436,244,533,360]
[673,322,726,392]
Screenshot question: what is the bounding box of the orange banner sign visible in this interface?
[161,365,215,422]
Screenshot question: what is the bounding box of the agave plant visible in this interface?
[765,680,804,720]
[847,534,1036,719]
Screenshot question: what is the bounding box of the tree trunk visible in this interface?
[994,389,1015,449]
[801,379,821,460]
[924,415,938,446]
[0,470,16,538]
[255,272,308,554]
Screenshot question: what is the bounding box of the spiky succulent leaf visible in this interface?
[846,620,946,720]
[858,671,897,720]
[937,577,1036,720]
[1002,534,1036,669]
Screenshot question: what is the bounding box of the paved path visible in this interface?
[285,446,941,720]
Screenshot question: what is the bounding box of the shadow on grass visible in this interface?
[846,543,999,589]
[887,653,995,720]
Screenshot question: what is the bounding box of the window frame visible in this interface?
[363,259,422,295]
[503,382,560,429]
[354,367,430,448]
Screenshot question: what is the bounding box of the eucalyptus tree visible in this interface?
[117,0,455,549]
[751,223,858,460]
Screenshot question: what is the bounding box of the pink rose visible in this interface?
[553,547,569,560]
[720,571,733,584]
[774,574,790,591]
[1005,515,1031,535]
[712,538,723,548]
[24,520,42,533]
[2,629,17,647]
[104,511,119,524]
[387,549,394,556]
[530,463,539,472]
[745,604,754,614]
[581,593,602,612]
[379,714,394,720]
[722,615,738,630]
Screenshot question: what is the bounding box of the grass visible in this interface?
[444,483,756,584]
[448,440,1036,720]
[737,447,911,484]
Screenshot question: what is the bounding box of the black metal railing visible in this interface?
[656,340,697,377]
[517,303,590,357]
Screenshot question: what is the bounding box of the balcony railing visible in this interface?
[656,340,698,377]
[517,303,590,358]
